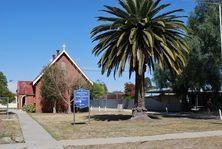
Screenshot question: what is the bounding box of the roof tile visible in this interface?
[17,81,34,95]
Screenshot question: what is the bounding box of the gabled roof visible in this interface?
[32,50,93,85]
[17,81,34,95]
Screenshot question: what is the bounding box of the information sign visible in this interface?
[74,89,90,109]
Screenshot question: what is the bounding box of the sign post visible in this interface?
[73,89,90,125]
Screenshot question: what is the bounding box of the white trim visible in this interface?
[32,50,93,85]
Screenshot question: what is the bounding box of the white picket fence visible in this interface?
[0,101,17,109]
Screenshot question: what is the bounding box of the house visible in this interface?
[106,91,124,100]
[17,48,93,112]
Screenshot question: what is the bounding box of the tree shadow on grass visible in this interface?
[0,111,14,115]
[91,114,132,121]
[209,122,222,125]
[148,114,160,119]
[71,122,89,125]
[161,113,219,120]
[91,114,160,121]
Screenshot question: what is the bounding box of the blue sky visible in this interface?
[0,0,196,93]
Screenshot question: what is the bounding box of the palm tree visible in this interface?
[91,0,190,117]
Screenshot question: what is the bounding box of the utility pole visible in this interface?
[218,2,222,91]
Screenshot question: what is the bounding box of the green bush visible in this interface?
[123,95,133,100]
[23,104,36,113]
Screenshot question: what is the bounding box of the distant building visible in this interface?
[17,49,93,112]
[106,91,124,100]
[145,89,222,112]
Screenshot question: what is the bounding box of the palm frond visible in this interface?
[91,0,190,78]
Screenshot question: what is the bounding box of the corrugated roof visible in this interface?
[17,81,34,95]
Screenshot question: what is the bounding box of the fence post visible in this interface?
[6,97,9,119]
[219,109,222,120]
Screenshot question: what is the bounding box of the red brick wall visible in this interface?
[34,81,42,112]
[17,95,23,109]
[107,93,124,100]
[17,94,35,109]
[58,54,89,83]
[34,54,90,112]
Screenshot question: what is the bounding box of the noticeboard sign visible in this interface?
[74,89,90,109]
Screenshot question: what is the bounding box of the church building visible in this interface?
[17,47,93,112]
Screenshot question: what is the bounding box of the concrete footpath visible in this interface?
[0,110,62,149]
[60,130,222,146]
[1,110,222,149]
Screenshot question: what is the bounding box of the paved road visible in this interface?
[1,110,222,149]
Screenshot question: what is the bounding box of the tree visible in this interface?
[40,64,90,113]
[96,80,108,93]
[0,72,8,97]
[91,82,107,99]
[91,0,190,117]
[0,71,15,104]
[185,2,221,108]
[187,2,221,93]
[41,65,60,113]
[124,82,135,98]
[153,65,174,89]
[153,2,222,110]
[144,77,153,92]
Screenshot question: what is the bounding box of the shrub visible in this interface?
[23,104,36,113]
[123,95,133,100]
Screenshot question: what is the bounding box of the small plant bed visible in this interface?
[0,112,24,144]
[30,111,222,140]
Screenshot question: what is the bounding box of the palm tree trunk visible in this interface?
[132,70,147,118]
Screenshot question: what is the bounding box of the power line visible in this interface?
[82,68,130,73]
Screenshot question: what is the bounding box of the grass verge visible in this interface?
[65,136,222,149]
[0,111,24,144]
[30,111,222,140]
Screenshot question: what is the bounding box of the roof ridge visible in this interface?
[32,49,93,85]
